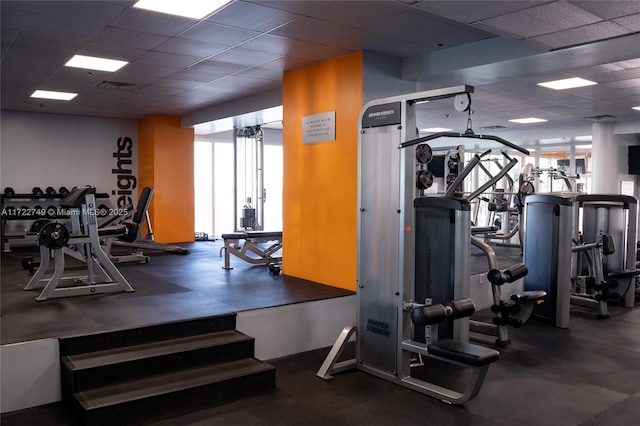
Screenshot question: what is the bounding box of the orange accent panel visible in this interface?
[138,115,194,243]
[282,51,363,291]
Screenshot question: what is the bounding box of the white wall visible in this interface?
[1,111,138,233]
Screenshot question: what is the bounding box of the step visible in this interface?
[62,330,255,391]
[60,313,237,356]
[75,358,276,425]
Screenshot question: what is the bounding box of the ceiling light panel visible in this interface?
[133,0,231,20]
[65,55,128,72]
[31,90,78,100]
[538,77,597,90]
[421,127,452,132]
[508,117,548,124]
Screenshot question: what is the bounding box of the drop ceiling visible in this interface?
[1,1,639,136]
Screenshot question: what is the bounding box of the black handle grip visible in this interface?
[487,263,528,285]
[411,298,476,326]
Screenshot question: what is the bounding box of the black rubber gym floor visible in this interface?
[2,240,640,425]
[0,240,353,345]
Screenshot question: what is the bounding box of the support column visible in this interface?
[591,122,617,193]
[138,115,195,243]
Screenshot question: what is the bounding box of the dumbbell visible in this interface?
[45,186,56,196]
[59,186,70,197]
[4,187,15,197]
[32,187,44,197]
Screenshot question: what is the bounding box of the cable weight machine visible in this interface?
[317,85,523,404]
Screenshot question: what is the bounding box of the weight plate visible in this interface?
[39,222,70,250]
[416,170,434,190]
[30,219,51,233]
[415,144,433,164]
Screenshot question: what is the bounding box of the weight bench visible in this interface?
[106,187,190,260]
[220,231,282,270]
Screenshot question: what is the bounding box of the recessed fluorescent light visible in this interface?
[538,77,597,90]
[65,55,128,72]
[133,0,231,19]
[421,127,452,132]
[633,106,640,111]
[508,117,548,124]
[574,135,592,142]
[31,90,78,101]
[575,144,592,149]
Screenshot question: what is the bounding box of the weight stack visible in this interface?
[414,196,471,343]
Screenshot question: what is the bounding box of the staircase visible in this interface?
[59,313,276,425]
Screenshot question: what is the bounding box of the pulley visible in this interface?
[38,222,70,250]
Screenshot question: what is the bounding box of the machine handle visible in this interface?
[487,263,528,285]
[411,298,476,326]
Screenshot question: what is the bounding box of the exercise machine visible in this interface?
[571,194,638,312]
[106,187,190,259]
[235,126,264,230]
[523,194,574,327]
[220,231,283,272]
[318,85,503,404]
[23,186,134,301]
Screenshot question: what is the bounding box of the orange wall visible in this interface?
[282,51,363,291]
[138,115,194,243]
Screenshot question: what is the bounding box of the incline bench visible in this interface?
[220,231,282,270]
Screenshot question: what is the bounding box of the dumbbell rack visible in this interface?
[1,188,109,251]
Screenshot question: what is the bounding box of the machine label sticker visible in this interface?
[362,102,401,128]
[366,318,390,336]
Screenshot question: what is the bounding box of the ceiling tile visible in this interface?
[0,7,28,30]
[187,60,248,74]
[154,38,228,57]
[614,13,640,31]
[413,26,495,50]
[234,66,283,81]
[416,1,546,22]
[307,1,407,29]
[529,21,631,49]
[178,22,260,46]
[269,16,354,43]
[208,47,282,66]
[479,2,602,39]
[569,1,640,19]
[21,13,106,41]
[205,1,297,32]
[110,7,196,36]
[325,29,431,58]
[136,51,201,68]
[371,12,466,42]
[94,27,170,50]
[248,1,330,16]
[4,0,126,25]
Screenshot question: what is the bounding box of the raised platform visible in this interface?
[0,241,355,413]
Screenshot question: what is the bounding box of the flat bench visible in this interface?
[220,231,283,270]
